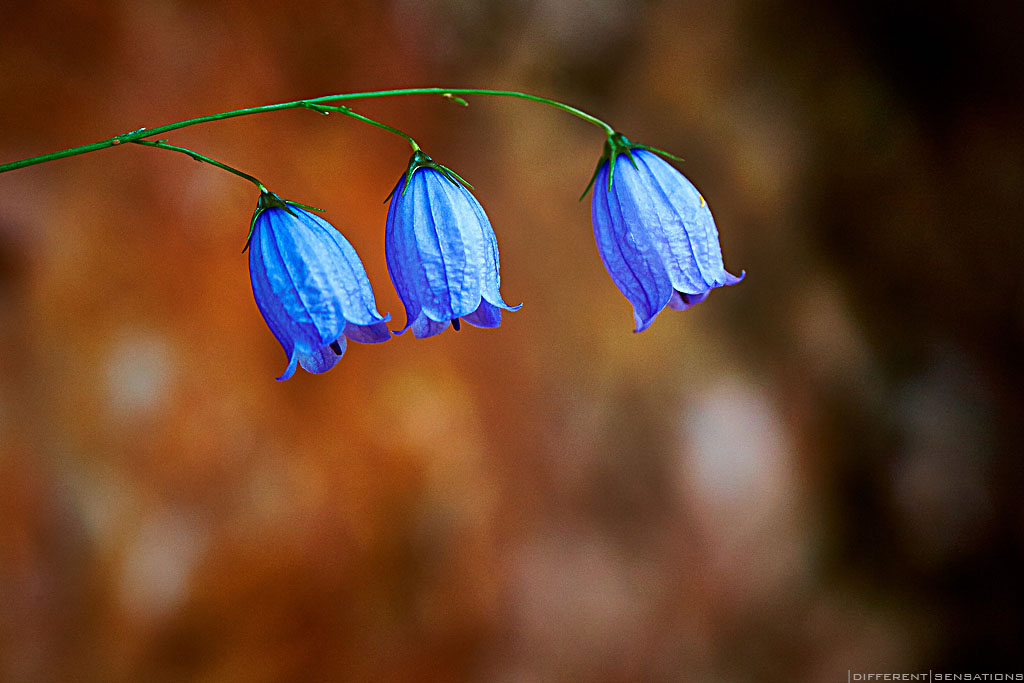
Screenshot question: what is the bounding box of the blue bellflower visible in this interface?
[247,192,390,380]
[589,134,743,331]
[385,151,520,338]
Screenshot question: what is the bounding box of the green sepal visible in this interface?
[578,132,685,200]
[629,141,685,163]
[285,200,325,213]
[385,150,474,202]
[300,102,352,116]
[442,93,469,107]
[579,149,604,202]
[243,190,323,252]
[436,163,473,190]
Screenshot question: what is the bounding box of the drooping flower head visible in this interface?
[247,192,390,380]
[385,150,520,338]
[588,133,743,332]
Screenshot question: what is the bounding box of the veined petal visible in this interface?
[461,182,520,312]
[299,341,344,374]
[250,198,389,380]
[257,208,345,347]
[248,223,296,354]
[385,179,426,334]
[424,170,485,317]
[403,171,456,319]
[611,151,708,294]
[634,150,730,290]
[384,155,518,336]
[466,184,500,301]
[410,313,450,339]
[462,299,502,328]
[391,170,462,321]
[301,209,388,326]
[667,289,711,311]
[344,320,392,344]
[592,162,673,331]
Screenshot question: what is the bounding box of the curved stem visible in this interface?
[301,102,420,151]
[130,139,268,191]
[0,88,614,175]
[310,88,616,136]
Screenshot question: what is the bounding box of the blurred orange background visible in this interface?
[1,1,1023,681]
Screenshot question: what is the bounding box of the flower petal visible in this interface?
[298,341,344,374]
[250,199,389,379]
[258,208,345,347]
[344,320,392,344]
[612,152,708,294]
[389,170,462,321]
[424,170,485,317]
[462,299,502,328]
[634,150,734,291]
[716,269,746,287]
[385,179,427,334]
[410,312,451,339]
[302,209,388,326]
[276,347,300,382]
[385,157,518,336]
[667,289,711,311]
[592,162,673,331]
[248,223,294,354]
[458,180,519,312]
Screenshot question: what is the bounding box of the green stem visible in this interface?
[301,102,420,152]
[0,88,614,175]
[309,88,616,136]
[131,139,268,192]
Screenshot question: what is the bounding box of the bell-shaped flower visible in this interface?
[589,133,743,331]
[247,192,390,380]
[384,150,520,338]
